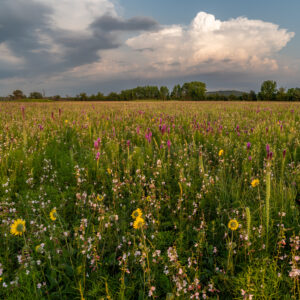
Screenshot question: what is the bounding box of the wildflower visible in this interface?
[167,140,171,150]
[10,219,26,236]
[218,149,224,156]
[35,245,42,252]
[131,208,142,219]
[107,168,112,174]
[247,142,251,150]
[97,195,104,202]
[65,120,68,124]
[251,179,259,187]
[228,219,239,231]
[96,152,100,160]
[133,217,145,229]
[50,208,57,221]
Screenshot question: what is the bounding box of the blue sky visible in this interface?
[0,0,299,96]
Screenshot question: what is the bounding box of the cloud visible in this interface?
[123,12,295,76]
[0,4,296,95]
[90,15,159,32]
[0,0,158,80]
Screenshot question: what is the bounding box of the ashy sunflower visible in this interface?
[219,149,224,157]
[228,219,239,231]
[131,208,142,219]
[10,219,26,236]
[133,217,145,229]
[50,208,57,221]
[251,179,259,187]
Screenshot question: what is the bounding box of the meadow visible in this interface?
[0,101,299,299]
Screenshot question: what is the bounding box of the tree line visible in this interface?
[2,80,300,101]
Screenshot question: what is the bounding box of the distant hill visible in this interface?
[206,90,246,97]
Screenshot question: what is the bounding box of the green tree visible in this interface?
[77,93,88,101]
[29,92,43,99]
[286,88,300,101]
[12,90,26,99]
[258,80,277,101]
[159,86,169,100]
[276,87,287,101]
[181,81,206,100]
[171,84,182,100]
[249,90,257,101]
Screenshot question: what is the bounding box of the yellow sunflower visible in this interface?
[133,217,145,229]
[50,208,57,221]
[97,195,104,202]
[131,208,142,219]
[228,219,239,231]
[10,219,26,236]
[218,149,224,156]
[251,179,259,187]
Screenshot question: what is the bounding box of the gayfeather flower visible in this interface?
[127,140,130,147]
[247,142,251,150]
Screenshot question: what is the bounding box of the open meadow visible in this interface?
[0,101,299,299]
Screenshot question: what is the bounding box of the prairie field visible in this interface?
[0,101,299,299]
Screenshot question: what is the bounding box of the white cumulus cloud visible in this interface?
[122,12,294,75]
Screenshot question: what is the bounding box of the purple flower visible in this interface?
[96,152,100,160]
[167,140,171,150]
[283,149,286,158]
[247,142,251,150]
[127,140,130,147]
[248,156,252,161]
[94,140,99,149]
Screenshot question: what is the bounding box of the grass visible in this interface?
[0,101,299,299]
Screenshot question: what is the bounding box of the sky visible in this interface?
[0,0,299,96]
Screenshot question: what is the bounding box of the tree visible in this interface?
[181,81,206,100]
[286,88,300,101]
[249,90,257,101]
[276,87,287,101]
[159,86,169,100]
[106,92,119,101]
[171,84,182,100]
[29,92,43,99]
[77,93,88,101]
[12,90,26,99]
[258,80,277,101]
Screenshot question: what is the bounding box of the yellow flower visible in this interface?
[107,168,112,174]
[133,217,145,229]
[251,179,259,187]
[65,119,68,124]
[131,208,142,219]
[97,195,104,202]
[228,219,239,231]
[218,149,224,156]
[10,219,26,236]
[50,208,57,221]
[0,277,2,282]
[146,196,151,202]
[35,244,42,252]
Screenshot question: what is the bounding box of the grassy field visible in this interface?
[0,101,299,299]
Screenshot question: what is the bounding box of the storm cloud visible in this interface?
[0,0,159,80]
